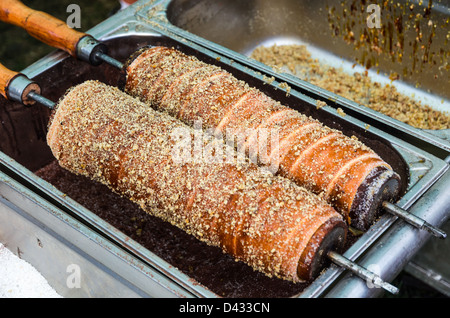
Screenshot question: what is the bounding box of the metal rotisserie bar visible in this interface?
[164,0,450,154]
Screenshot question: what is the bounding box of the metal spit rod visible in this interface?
[383,201,447,239]
[327,251,399,295]
[27,91,55,109]
[94,51,125,70]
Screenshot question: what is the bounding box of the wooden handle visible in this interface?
[0,0,87,57]
[0,62,41,105]
[0,62,20,99]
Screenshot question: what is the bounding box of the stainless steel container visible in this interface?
[0,0,449,297]
[162,0,450,153]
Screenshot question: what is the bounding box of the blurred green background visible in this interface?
[0,0,448,299]
[0,0,119,71]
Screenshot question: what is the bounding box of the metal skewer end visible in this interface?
[94,51,124,70]
[327,251,399,295]
[28,91,55,109]
[382,201,447,239]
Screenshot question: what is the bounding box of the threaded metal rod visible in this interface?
[94,51,124,70]
[28,91,55,109]
[383,201,447,239]
[327,251,399,295]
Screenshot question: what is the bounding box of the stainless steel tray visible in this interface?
[0,168,209,297]
[152,0,450,154]
[0,0,449,297]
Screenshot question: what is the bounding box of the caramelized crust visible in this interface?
[125,47,401,230]
[47,80,346,283]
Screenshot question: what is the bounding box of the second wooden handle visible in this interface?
[0,62,20,99]
[0,0,87,57]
